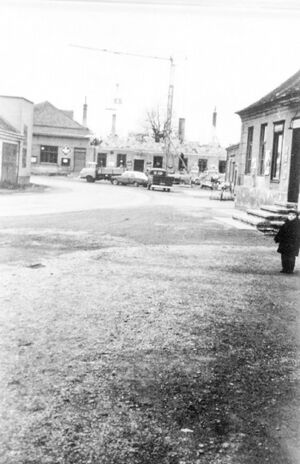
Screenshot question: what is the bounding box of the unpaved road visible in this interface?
[0,178,299,464]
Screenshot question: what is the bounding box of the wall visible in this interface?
[31,134,91,174]
[0,96,33,185]
[86,143,227,175]
[235,105,295,210]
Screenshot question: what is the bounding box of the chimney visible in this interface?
[212,107,217,128]
[82,96,87,127]
[178,118,185,143]
[111,113,117,137]
[211,107,218,145]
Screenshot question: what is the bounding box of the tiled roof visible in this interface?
[237,69,300,116]
[0,115,19,133]
[34,101,87,131]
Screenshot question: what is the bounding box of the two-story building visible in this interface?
[235,69,300,210]
[0,95,33,186]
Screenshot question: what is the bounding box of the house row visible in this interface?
[1,96,226,184]
[85,134,226,175]
[5,68,299,203]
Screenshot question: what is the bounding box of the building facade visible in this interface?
[31,101,91,175]
[86,134,226,176]
[235,69,300,210]
[0,96,33,185]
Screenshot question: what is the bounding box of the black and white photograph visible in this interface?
[0,0,300,463]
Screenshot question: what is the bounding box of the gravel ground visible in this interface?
[0,204,299,464]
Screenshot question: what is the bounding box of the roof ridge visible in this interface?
[34,101,87,130]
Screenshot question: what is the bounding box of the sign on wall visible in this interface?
[62,145,71,155]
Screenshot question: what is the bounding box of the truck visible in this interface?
[79,162,123,183]
[147,168,174,192]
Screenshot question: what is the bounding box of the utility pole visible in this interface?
[70,44,175,171]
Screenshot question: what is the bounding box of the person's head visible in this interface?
[287,211,298,221]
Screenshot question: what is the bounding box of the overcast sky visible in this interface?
[1,0,300,145]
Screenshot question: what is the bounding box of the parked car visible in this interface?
[146,168,174,192]
[110,170,148,187]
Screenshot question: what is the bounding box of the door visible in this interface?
[153,156,163,168]
[288,128,300,203]
[1,142,18,184]
[134,159,144,172]
[97,153,107,168]
[74,148,86,172]
[178,154,188,171]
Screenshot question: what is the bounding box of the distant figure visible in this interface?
[274,210,300,274]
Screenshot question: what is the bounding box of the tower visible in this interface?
[106,83,122,137]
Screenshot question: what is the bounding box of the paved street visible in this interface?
[0,176,152,217]
[0,177,299,464]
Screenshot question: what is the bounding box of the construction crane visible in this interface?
[69,44,175,169]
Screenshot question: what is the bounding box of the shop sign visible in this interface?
[62,145,71,155]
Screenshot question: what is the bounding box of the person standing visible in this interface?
[274,210,300,274]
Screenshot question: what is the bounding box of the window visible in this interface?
[258,124,267,175]
[117,153,127,167]
[219,160,226,174]
[61,157,71,166]
[245,127,254,174]
[40,145,58,164]
[22,148,27,168]
[271,122,284,181]
[198,158,207,172]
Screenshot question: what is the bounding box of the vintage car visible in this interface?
[146,168,174,192]
[110,170,148,187]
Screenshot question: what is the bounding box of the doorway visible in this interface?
[133,159,144,172]
[288,128,300,203]
[74,148,86,172]
[97,153,107,168]
[153,156,163,168]
[1,142,18,184]
[178,154,188,171]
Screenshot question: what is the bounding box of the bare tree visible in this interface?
[145,107,168,143]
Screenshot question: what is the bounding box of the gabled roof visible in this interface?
[0,115,19,134]
[34,101,86,130]
[237,69,300,117]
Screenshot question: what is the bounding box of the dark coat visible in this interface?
[274,218,300,256]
